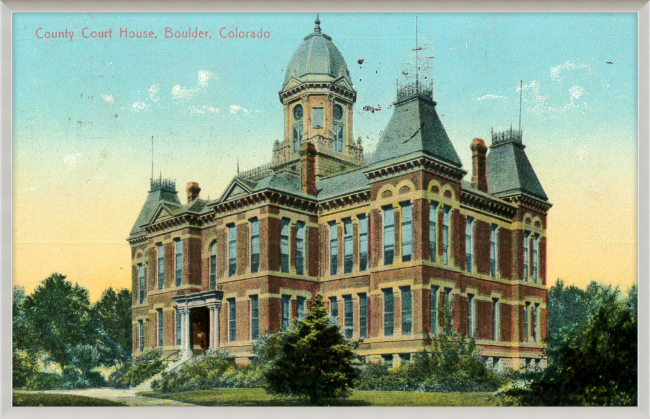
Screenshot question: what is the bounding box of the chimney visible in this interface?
[471,138,488,192]
[300,142,318,196]
[186,182,201,203]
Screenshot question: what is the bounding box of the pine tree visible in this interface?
[264,294,359,404]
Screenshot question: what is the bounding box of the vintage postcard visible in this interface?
[11,11,639,408]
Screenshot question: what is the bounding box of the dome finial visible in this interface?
[314,13,321,33]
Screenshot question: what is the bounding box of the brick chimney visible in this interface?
[186,182,201,203]
[300,142,318,196]
[471,138,488,193]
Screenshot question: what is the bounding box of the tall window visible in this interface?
[209,241,217,289]
[467,294,475,338]
[359,216,368,271]
[523,232,530,281]
[443,207,451,265]
[297,296,306,319]
[383,206,395,265]
[401,286,412,335]
[444,288,453,330]
[533,235,539,283]
[329,223,338,276]
[493,298,500,341]
[344,295,353,339]
[250,295,259,340]
[138,264,145,304]
[138,320,144,352]
[334,124,344,152]
[430,286,439,335]
[280,218,290,273]
[157,308,163,348]
[296,222,305,276]
[228,225,237,277]
[329,297,339,325]
[465,217,474,272]
[343,219,353,273]
[430,201,438,262]
[534,303,540,342]
[175,239,183,286]
[175,307,182,346]
[281,295,291,331]
[250,219,260,274]
[157,243,165,290]
[293,104,304,152]
[312,108,324,128]
[359,293,368,338]
[401,203,413,262]
[228,298,236,341]
[490,225,498,277]
[524,302,530,342]
[383,289,394,337]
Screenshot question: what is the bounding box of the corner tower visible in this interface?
[274,16,363,178]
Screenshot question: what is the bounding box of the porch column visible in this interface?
[182,307,192,359]
[208,305,215,351]
[214,305,221,351]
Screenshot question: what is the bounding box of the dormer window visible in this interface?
[312,107,323,128]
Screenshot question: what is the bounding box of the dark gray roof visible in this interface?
[316,168,369,200]
[486,140,548,201]
[368,96,462,169]
[461,180,516,208]
[130,186,182,235]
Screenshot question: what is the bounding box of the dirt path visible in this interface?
[15,388,196,407]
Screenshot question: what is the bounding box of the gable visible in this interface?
[218,178,255,203]
[283,77,303,91]
[148,203,177,225]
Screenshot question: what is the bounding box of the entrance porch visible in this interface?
[173,290,224,359]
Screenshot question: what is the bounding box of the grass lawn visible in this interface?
[139,388,497,406]
[13,392,126,407]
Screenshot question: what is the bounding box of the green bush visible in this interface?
[12,349,40,389]
[24,372,65,390]
[108,350,166,389]
[60,367,107,389]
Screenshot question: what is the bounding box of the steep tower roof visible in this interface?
[486,129,548,201]
[130,178,182,236]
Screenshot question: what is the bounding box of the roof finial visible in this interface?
[237,157,240,176]
[314,13,321,33]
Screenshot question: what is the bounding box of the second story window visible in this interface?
[401,286,412,335]
[228,225,237,277]
[280,218,290,273]
[466,217,474,272]
[157,243,164,290]
[490,225,498,277]
[329,222,338,276]
[443,206,451,265]
[430,201,438,262]
[251,219,260,274]
[359,216,368,271]
[209,241,217,289]
[524,232,530,282]
[343,219,353,274]
[401,203,412,262]
[383,288,394,337]
[138,264,145,304]
[175,239,183,287]
[533,235,539,283]
[383,206,395,265]
[296,222,305,276]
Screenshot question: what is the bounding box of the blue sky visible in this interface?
[12,13,638,298]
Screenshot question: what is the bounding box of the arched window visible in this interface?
[209,240,217,289]
[292,104,303,152]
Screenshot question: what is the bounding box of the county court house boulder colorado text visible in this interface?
[128,16,551,371]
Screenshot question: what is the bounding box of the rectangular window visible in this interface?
[228,225,237,277]
[293,124,303,152]
[334,124,344,153]
[465,217,474,272]
[343,219,353,273]
[157,243,164,290]
[490,225,498,277]
[251,295,259,340]
[430,201,438,262]
[330,297,339,325]
[251,219,260,274]
[467,294,475,338]
[443,207,451,265]
[493,298,500,342]
[383,206,395,265]
[523,232,530,281]
[524,302,530,342]
[401,286,412,335]
[175,239,183,286]
[430,286,439,335]
[329,223,338,276]
[175,308,181,346]
[281,295,291,331]
[401,203,413,262]
[138,320,144,352]
[383,289,394,337]
[296,222,305,276]
[157,308,163,348]
[444,288,453,330]
[533,235,539,283]
[280,218,290,273]
[382,354,394,367]
[210,241,217,289]
[359,293,368,338]
[312,107,324,128]
[359,216,368,271]
[228,298,237,342]
[400,353,411,364]
[534,303,540,343]
[344,295,353,340]
[297,296,306,319]
[138,264,145,304]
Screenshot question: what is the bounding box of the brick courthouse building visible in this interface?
[129,17,551,370]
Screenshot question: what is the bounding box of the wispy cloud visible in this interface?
[131,101,149,113]
[477,94,507,102]
[197,71,216,87]
[100,94,114,105]
[148,84,160,103]
[63,152,83,167]
[172,70,217,101]
[550,61,593,81]
[188,105,220,115]
[229,105,263,115]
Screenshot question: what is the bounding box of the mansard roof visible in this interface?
[130,179,183,236]
[316,168,369,201]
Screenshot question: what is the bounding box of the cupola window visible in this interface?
[292,105,304,153]
[312,107,324,128]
